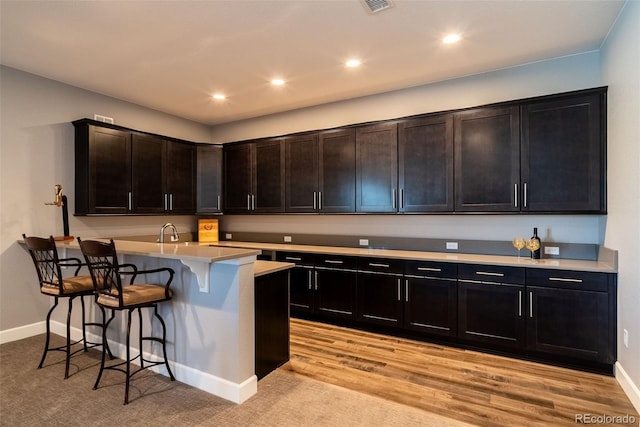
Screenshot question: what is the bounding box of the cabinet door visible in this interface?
[454,106,520,212]
[86,126,132,214]
[521,91,605,213]
[289,266,314,314]
[254,139,285,212]
[131,134,166,214]
[356,123,398,212]
[166,141,195,214]
[285,134,318,213]
[196,145,223,214]
[319,129,356,212]
[223,143,252,213]
[404,277,457,337]
[399,115,454,212]
[315,268,358,320]
[527,286,611,363]
[357,272,403,327]
[458,281,525,348]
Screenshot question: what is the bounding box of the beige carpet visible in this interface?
[0,334,469,426]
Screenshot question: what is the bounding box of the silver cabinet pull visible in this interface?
[368,262,389,268]
[170,193,173,211]
[418,267,441,272]
[400,188,404,209]
[475,271,504,277]
[247,194,251,211]
[518,290,522,317]
[319,191,322,210]
[549,277,583,283]
[285,256,302,261]
[514,184,518,208]
[523,183,528,208]
[314,271,318,290]
[529,291,533,318]
[313,191,317,210]
[128,192,132,210]
[251,194,255,211]
[392,188,397,209]
[325,260,343,265]
[308,270,312,290]
[164,193,168,211]
[217,195,221,211]
[405,280,409,302]
[397,279,401,301]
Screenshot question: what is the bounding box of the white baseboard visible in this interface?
[50,320,256,404]
[616,362,640,413]
[0,321,45,344]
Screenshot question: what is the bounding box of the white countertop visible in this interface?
[210,241,617,273]
[254,260,295,277]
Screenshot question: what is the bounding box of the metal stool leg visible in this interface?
[64,297,74,379]
[38,297,59,369]
[93,306,108,391]
[154,305,175,381]
[138,308,144,369]
[124,309,133,405]
[80,296,88,352]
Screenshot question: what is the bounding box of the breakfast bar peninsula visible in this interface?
[55,238,264,403]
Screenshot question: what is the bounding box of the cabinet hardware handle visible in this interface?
[314,271,318,290]
[164,194,167,211]
[217,195,220,211]
[325,260,343,265]
[313,191,317,210]
[549,277,583,283]
[308,270,312,290]
[397,279,401,301]
[170,193,173,211]
[518,290,522,317]
[475,271,504,277]
[392,189,397,209]
[128,192,132,211]
[252,194,255,211]
[285,256,302,261]
[369,262,389,268]
[514,184,518,208]
[418,267,441,272]
[401,189,405,209]
[319,191,322,210]
[247,194,251,211]
[405,279,409,302]
[529,291,533,318]
[523,183,528,208]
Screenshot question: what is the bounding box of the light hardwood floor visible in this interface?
[286,318,638,427]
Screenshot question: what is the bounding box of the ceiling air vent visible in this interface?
[362,0,392,14]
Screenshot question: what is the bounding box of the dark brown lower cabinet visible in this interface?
[404,277,457,336]
[276,252,315,314]
[315,267,358,321]
[255,269,290,380]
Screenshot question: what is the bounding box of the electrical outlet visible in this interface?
[359,239,369,246]
[284,235,292,243]
[544,246,560,255]
[623,329,629,348]
[225,233,232,240]
[446,241,458,250]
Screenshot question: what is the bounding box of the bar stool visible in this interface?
[22,234,113,379]
[77,238,176,405]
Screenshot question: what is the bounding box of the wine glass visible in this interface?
[512,237,526,258]
[526,237,540,258]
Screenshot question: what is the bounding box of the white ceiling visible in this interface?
[0,0,625,126]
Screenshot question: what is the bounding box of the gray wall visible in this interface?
[601,0,640,398]
[0,66,210,330]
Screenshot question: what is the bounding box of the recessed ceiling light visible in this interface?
[212,93,226,100]
[443,34,461,44]
[271,79,285,86]
[346,59,361,68]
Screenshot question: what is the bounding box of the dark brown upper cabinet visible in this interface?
[398,114,454,212]
[356,122,398,213]
[521,89,606,213]
[454,106,521,212]
[75,123,132,215]
[196,144,223,214]
[74,119,195,216]
[224,138,285,214]
[285,129,356,213]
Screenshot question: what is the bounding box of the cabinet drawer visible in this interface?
[314,254,358,270]
[405,260,457,279]
[526,269,609,292]
[358,257,403,274]
[276,251,315,267]
[458,264,525,284]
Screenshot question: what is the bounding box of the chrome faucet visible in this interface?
[159,223,179,243]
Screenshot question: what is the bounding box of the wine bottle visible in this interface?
[530,227,541,259]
